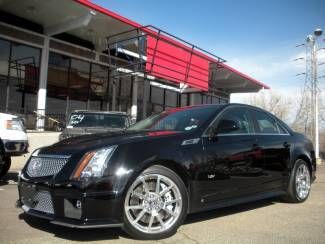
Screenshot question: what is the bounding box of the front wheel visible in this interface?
[283,159,311,203]
[123,165,188,240]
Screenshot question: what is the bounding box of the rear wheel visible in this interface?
[0,151,11,179]
[123,165,188,240]
[283,159,311,203]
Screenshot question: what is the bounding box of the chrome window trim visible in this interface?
[202,105,292,138]
[215,133,254,137]
[253,132,290,136]
[202,132,290,138]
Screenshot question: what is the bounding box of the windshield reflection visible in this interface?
[128,106,219,132]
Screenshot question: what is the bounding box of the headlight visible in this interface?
[5,119,24,131]
[71,146,117,180]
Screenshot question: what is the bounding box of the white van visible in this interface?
[0,113,28,178]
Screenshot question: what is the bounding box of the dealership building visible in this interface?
[0,0,269,130]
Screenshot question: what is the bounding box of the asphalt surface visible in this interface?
[1,165,325,244]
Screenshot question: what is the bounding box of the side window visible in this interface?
[253,110,279,134]
[277,123,288,134]
[213,108,253,135]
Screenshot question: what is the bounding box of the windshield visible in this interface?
[68,113,128,128]
[128,106,218,132]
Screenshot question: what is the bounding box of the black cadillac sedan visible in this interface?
[17,104,316,239]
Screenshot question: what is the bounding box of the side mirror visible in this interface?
[216,119,240,134]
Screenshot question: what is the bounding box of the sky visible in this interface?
[93,0,325,101]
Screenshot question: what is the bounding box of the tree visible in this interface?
[290,87,313,138]
[241,88,325,159]
[243,89,324,140]
[243,91,292,122]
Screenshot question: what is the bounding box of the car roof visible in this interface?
[71,110,128,116]
[167,103,259,111]
[185,103,269,112]
[175,103,283,120]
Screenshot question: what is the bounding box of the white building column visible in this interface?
[36,36,50,131]
[131,76,138,123]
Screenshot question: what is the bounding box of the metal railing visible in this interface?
[106,25,226,88]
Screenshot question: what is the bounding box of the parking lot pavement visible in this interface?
[1,166,325,244]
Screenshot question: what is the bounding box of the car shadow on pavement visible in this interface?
[185,197,279,225]
[0,172,18,186]
[18,197,281,241]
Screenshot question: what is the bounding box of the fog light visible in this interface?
[64,199,82,219]
[76,200,82,209]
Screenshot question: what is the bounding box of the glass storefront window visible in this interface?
[0,37,230,130]
[202,94,207,104]
[47,52,70,116]
[48,52,70,98]
[165,90,177,107]
[191,93,202,105]
[121,77,132,97]
[180,93,189,107]
[152,104,163,114]
[0,39,10,111]
[69,58,90,112]
[89,64,109,110]
[116,77,132,113]
[10,43,41,111]
[0,39,10,76]
[212,96,219,104]
[46,53,113,125]
[151,86,164,105]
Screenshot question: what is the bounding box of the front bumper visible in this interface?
[3,140,28,156]
[17,179,124,229]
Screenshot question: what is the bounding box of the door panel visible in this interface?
[256,134,291,189]
[199,135,265,203]
[195,107,266,204]
[251,109,292,190]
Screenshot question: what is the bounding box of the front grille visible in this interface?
[26,155,70,178]
[21,188,54,214]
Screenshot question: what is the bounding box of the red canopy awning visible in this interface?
[76,0,270,92]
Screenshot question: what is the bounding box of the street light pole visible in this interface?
[307,28,323,163]
[314,41,319,163]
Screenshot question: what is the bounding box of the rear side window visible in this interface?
[252,110,280,134]
[213,107,253,135]
[277,123,288,134]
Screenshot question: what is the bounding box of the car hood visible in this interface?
[62,127,124,136]
[39,130,183,155]
[0,112,17,120]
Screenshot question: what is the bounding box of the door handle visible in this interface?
[283,142,291,148]
[252,143,259,150]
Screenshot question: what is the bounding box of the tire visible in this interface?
[283,159,311,203]
[123,165,188,240]
[0,152,11,179]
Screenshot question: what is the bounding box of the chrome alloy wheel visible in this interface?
[295,164,311,200]
[124,174,183,234]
